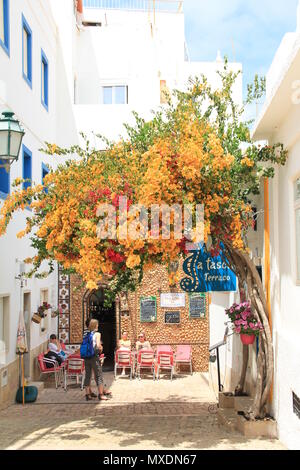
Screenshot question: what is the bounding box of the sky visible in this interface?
[184,0,299,97]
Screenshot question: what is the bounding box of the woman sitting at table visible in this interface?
[118,330,131,350]
[136,332,151,352]
[117,330,132,376]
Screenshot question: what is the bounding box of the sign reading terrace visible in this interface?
[189,294,206,319]
[181,245,237,293]
[140,297,157,323]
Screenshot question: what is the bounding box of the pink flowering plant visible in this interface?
[225,301,264,336]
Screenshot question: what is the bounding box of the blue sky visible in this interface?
[184,0,299,97]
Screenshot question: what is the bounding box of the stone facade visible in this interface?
[66,261,210,373]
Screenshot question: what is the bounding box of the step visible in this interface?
[217,408,238,432]
[234,396,254,413]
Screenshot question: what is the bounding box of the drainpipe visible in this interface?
[264,178,273,402]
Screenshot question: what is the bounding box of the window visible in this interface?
[0,0,9,55]
[41,50,49,110]
[42,163,49,193]
[295,177,300,282]
[40,289,49,334]
[22,14,32,88]
[22,145,32,190]
[101,85,128,105]
[0,165,9,198]
[0,296,9,363]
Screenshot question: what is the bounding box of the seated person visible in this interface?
[118,331,131,350]
[44,348,63,368]
[48,334,67,361]
[136,332,151,352]
[117,330,131,376]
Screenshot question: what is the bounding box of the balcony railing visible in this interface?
[83,0,184,13]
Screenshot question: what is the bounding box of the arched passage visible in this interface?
[82,287,116,371]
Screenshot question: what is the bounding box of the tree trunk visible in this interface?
[223,242,273,420]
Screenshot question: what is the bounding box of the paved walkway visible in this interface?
[0,372,286,450]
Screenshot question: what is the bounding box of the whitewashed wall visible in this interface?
[0,0,78,376]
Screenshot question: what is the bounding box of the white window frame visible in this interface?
[294,176,300,285]
[101,84,128,105]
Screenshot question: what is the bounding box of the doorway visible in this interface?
[88,288,116,372]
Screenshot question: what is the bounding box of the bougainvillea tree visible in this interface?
[0,61,287,419]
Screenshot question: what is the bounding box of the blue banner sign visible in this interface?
[180,245,237,293]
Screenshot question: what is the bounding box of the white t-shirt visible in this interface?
[49,342,59,353]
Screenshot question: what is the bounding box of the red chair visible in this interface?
[174,345,193,375]
[37,353,64,389]
[136,350,155,380]
[156,345,173,355]
[114,349,134,380]
[156,351,174,380]
[64,357,85,391]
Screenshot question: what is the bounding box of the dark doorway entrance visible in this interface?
[88,288,116,372]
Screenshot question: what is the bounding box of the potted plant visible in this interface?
[32,302,52,324]
[225,301,264,345]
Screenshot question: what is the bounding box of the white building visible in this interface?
[0,0,243,409]
[252,1,300,450]
[0,0,79,409]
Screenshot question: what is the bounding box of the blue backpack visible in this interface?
[80,332,95,359]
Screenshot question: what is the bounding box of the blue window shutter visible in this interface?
[41,49,49,110]
[22,145,32,190]
[41,163,49,193]
[0,163,10,198]
[22,14,32,88]
[0,0,10,56]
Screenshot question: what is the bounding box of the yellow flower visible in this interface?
[87,280,97,291]
[126,254,141,269]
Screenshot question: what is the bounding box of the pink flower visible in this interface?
[235,326,241,334]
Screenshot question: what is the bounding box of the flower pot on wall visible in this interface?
[32,313,42,324]
[240,334,255,345]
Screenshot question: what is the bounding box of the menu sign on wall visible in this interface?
[165,311,180,324]
[160,293,186,308]
[189,293,206,319]
[140,296,157,323]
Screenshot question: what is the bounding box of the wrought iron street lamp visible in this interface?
[0,111,25,171]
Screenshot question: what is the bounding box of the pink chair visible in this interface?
[64,357,85,391]
[156,351,174,380]
[136,350,155,380]
[37,353,64,389]
[114,349,134,380]
[174,345,193,375]
[156,345,173,355]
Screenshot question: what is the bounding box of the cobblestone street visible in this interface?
[0,373,286,450]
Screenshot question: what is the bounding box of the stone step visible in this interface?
[234,396,254,413]
[217,407,238,432]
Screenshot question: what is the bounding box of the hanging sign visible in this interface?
[140,296,157,323]
[164,311,180,324]
[181,245,237,293]
[160,293,185,308]
[189,293,206,319]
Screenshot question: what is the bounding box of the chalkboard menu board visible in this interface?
[140,297,157,323]
[165,311,180,324]
[189,293,206,319]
